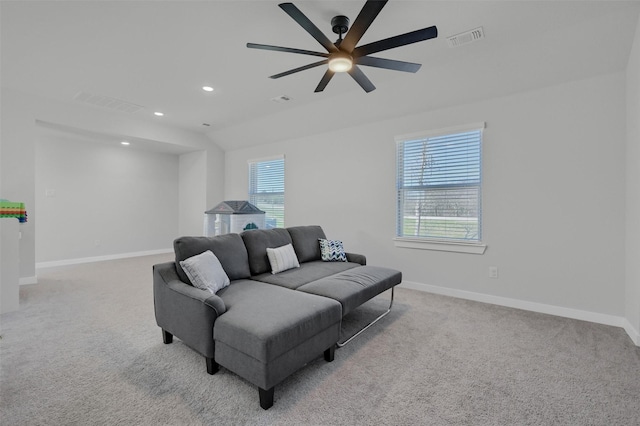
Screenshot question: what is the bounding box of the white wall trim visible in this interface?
[622,319,640,346]
[19,276,38,286]
[394,238,487,254]
[36,248,173,270]
[400,280,639,346]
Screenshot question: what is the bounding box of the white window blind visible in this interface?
[249,156,285,228]
[396,125,483,242]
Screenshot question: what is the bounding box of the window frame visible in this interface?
[248,155,285,229]
[394,123,486,254]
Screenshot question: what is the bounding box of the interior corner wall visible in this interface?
[179,151,207,236]
[225,71,626,319]
[177,142,225,237]
[35,131,179,262]
[206,143,225,214]
[625,14,640,342]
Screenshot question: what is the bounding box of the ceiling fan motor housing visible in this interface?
[331,15,350,36]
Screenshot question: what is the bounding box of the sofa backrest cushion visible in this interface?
[241,228,293,275]
[174,233,251,284]
[287,225,327,263]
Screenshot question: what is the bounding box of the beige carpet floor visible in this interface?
[1,253,639,425]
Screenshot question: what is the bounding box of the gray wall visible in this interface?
[226,71,627,321]
[35,131,179,262]
[626,14,640,343]
[0,87,223,275]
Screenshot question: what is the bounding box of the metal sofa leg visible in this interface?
[206,357,219,375]
[259,387,274,410]
[162,329,173,344]
[336,287,395,348]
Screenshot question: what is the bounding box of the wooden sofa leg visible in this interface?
[206,357,219,375]
[162,329,173,344]
[259,387,274,410]
[324,345,335,362]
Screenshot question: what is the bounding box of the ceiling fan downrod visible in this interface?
[331,15,350,43]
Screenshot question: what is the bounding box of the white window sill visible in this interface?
[394,238,487,254]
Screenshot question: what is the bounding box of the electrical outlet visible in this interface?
[489,266,499,279]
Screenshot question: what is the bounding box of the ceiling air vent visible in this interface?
[447,27,484,48]
[271,95,293,104]
[73,91,144,114]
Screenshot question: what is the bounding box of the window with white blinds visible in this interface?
[249,156,285,228]
[396,124,483,242]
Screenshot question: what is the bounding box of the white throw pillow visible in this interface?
[267,243,300,274]
[179,250,230,294]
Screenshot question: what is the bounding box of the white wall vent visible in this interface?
[447,27,485,48]
[73,91,144,114]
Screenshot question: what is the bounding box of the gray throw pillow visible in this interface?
[179,250,230,294]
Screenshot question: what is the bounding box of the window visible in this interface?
[249,156,285,228]
[396,123,484,247]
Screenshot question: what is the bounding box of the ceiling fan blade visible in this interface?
[355,56,421,73]
[348,65,376,93]
[247,43,329,58]
[314,70,335,92]
[270,59,328,79]
[340,0,388,53]
[353,26,438,57]
[279,3,338,53]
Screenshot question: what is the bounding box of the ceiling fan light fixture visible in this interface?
[328,52,353,73]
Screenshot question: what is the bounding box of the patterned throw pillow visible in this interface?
[266,243,300,274]
[179,250,230,294]
[319,239,347,262]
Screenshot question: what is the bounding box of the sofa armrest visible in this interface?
[346,252,366,266]
[153,261,225,359]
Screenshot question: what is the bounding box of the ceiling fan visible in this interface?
[247,0,438,93]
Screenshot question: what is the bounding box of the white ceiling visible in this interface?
[2,0,640,151]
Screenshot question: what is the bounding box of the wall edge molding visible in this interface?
[35,248,173,270]
[399,280,638,346]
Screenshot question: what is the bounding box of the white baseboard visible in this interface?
[19,276,38,285]
[36,248,173,270]
[622,319,640,346]
[400,280,639,346]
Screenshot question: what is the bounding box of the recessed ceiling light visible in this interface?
[120,141,130,146]
[202,86,214,92]
[154,111,164,116]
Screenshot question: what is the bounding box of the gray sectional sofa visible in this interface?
[152,225,401,409]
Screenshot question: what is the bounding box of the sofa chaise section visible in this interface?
[213,280,341,409]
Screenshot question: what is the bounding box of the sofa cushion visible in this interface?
[174,234,251,283]
[241,228,293,275]
[215,280,342,363]
[296,266,402,316]
[319,238,348,262]
[266,243,300,274]
[250,260,360,289]
[287,225,326,263]
[179,250,230,294]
